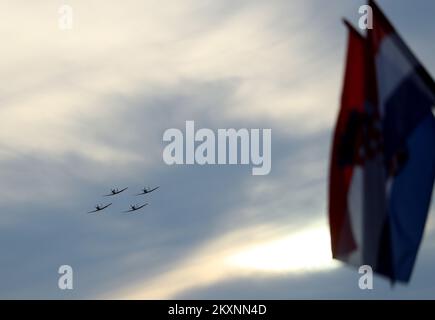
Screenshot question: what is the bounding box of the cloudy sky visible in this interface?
[1,0,435,299]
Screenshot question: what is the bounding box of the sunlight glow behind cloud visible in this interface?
[116,223,338,299]
[227,226,337,273]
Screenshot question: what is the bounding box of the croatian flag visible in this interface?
[329,0,435,283]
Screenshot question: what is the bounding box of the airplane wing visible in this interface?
[136,187,159,195]
[88,203,111,213]
[134,203,148,210]
[101,203,112,210]
[117,187,128,194]
[104,187,128,196]
[148,186,159,193]
[103,191,116,196]
[123,203,148,212]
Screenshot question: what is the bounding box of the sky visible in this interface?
[0,0,435,299]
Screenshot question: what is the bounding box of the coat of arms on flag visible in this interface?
[329,0,435,283]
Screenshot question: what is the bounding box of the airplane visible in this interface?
[104,187,128,196]
[123,203,148,213]
[88,203,112,214]
[136,186,159,196]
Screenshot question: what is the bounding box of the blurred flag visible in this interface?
[329,1,435,283]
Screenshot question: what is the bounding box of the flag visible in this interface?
[329,21,366,265]
[329,1,435,283]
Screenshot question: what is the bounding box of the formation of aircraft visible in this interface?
[87,186,159,214]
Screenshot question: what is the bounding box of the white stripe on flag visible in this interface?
[376,35,417,117]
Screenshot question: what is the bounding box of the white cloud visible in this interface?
[111,221,338,299]
[0,0,353,166]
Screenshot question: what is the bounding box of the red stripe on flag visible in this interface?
[368,0,395,54]
[329,23,366,258]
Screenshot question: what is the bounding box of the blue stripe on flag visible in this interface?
[388,114,435,281]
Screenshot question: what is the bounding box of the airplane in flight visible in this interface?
[104,187,128,196]
[123,203,148,213]
[136,186,159,196]
[88,203,112,214]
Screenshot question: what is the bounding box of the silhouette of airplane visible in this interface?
[88,203,112,213]
[123,203,148,213]
[104,187,128,196]
[136,186,159,196]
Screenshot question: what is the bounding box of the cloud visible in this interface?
[0,0,356,165]
[1,0,435,299]
[174,227,435,300]
[114,222,338,299]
